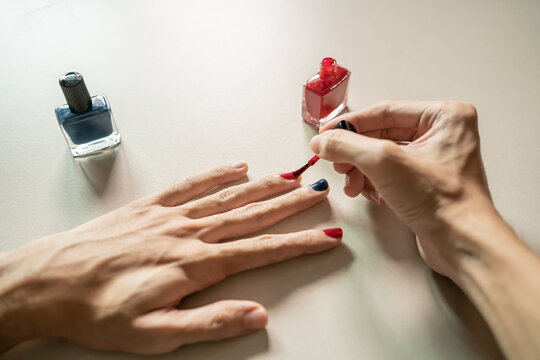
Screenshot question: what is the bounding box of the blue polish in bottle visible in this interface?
[55,72,120,157]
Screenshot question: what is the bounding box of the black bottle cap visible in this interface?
[332,120,357,133]
[59,72,92,113]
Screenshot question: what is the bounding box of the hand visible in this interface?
[310,100,497,281]
[310,100,540,360]
[0,163,340,354]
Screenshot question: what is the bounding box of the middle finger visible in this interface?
[193,179,330,243]
[181,174,301,219]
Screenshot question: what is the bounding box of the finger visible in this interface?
[343,168,365,197]
[361,189,384,205]
[333,162,354,174]
[320,100,433,134]
[154,162,249,207]
[311,130,406,181]
[136,301,267,351]
[195,179,330,243]
[181,174,301,219]
[358,176,384,205]
[214,229,343,276]
[361,128,417,142]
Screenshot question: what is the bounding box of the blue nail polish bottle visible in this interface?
[55,72,121,157]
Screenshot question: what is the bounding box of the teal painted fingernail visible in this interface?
[310,178,328,191]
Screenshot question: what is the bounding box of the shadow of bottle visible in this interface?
[74,147,119,196]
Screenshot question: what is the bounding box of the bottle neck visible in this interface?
[320,57,337,80]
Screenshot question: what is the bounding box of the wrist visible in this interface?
[0,249,38,351]
[0,233,69,351]
[425,178,512,281]
[443,196,540,359]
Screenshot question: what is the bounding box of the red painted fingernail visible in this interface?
[323,228,343,238]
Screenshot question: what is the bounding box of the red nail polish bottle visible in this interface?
[302,57,351,127]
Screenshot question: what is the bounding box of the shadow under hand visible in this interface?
[176,244,353,359]
[4,331,269,360]
[74,148,119,196]
[182,198,352,308]
[175,199,352,357]
[368,202,504,359]
[367,202,419,263]
[157,329,270,360]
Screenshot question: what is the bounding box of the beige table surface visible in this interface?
[1,0,539,359]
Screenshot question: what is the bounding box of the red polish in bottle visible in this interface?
[302,57,351,127]
[323,228,343,239]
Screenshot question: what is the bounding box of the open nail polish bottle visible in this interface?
[55,72,121,157]
[302,57,351,127]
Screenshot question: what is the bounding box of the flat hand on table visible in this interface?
[0,163,340,354]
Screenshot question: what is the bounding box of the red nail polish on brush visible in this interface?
[323,228,343,239]
[281,155,320,179]
[302,57,351,128]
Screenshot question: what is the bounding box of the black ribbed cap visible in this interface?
[59,72,92,113]
[332,120,357,133]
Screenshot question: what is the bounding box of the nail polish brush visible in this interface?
[280,120,357,179]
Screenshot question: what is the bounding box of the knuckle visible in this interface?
[255,234,279,250]
[320,130,342,155]
[242,202,261,215]
[366,141,402,169]
[210,167,227,179]
[263,177,274,189]
[172,217,202,237]
[208,311,229,333]
[251,203,274,224]
[255,207,273,224]
[377,99,394,108]
[216,189,235,203]
[179,176,196,190]
[381,105,394,128]
[255,175,277,190]
[292,189,306,202]
[254,234,288,262]
[376,141,400,160]
[458,102,478,122]
[210,216,228,232]
[209,166,229,180]
[442,101,478,126]
[297,231,313,246]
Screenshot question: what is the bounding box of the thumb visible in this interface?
[310,130,402,179]
[145,300,267,349]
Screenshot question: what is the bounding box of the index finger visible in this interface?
[320,100,435,135]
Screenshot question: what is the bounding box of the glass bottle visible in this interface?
[302,57,351,127]
[55,72,121,157]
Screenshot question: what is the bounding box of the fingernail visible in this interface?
[310,178,328,191]
[369,190,383,205]
[310,135,322,154]
[231,161,247,169]
[244,307,267,330]
[323,228,343,238]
